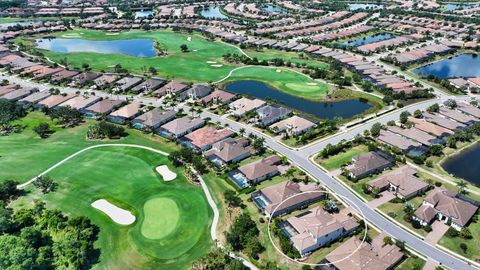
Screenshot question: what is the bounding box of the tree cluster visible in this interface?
[86,121,126,140]
[0,99,26,134]
[225,213,264,259]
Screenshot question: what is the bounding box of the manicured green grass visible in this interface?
[223,66,330,100]
[316,145,369,171]
[336,175,377,202]
[141,197,180,239]
[18,28,333,100]
[19,28,238,82]
[377,197,428,237]
[3,112,212,270]
[0,111,178,183]
[396,256,426,270]
[439,216,480,261]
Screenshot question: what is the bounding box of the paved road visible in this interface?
[2,72,479,269]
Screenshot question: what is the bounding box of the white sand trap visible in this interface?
[193,49,198,52]
[206,61,217,64]
[156,165,177,181]
[187,36,192,41]
[306,82,318,86]
[276,69,282,73]
[211,64,223,67]
[92,199,135,225]
[106,33,119,36]
[62,34,81,38]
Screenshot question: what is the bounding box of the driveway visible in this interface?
[423,258,439,270]
[425,220,450,245]
[368,191,396,208]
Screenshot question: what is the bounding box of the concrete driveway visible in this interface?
[368,190,396,208]
[425,220,450,245]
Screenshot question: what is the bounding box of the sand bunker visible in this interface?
[211,64,223,67]
[306,82,318,86]
[92,199,135,225]
[62,34,81,38]
[187,36,192,41]
[276,69,282,73]
[206,61,217,64]
[106,33,119,36]
[156,165,177,181]
[193,49,198,52]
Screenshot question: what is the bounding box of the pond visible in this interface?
[262,4,288,14]
[35,38,157,58]
[348,3,384,10]
[442,142,480,187]
[135,10,154,18]
[340,33,397,47]
[412,54,480,79]
[444,4,479,11]
[200,6,229,19]
[224,80,373,119]
[0,21,37,28]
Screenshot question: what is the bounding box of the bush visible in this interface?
[33,123,53,139]
[445,227,459,238]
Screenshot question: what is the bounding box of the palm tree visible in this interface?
[457,180,468,194]
[239,128,245,136]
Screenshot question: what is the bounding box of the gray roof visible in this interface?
[256,105,292,125]
[134,108,176,127]
[160,116,205,136]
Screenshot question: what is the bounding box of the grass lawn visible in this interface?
[439,215,480,261]
[396,256,426,270]
[316,145,369,171]
[377,197,428,237]
[0,111,178,182]
[18,28,336,101]
[3,112,213,270]
[336,175,377,202]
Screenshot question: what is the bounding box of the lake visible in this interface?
[444,4,479,11]
[442,142,480,187]
[135,10,154,18]
[341,33,397,47]
[412,54,480,79]
[262,4,288,14]
[36,38,157,58]
[200,6,228,19]
[224,80,373,119]
[349,3,384,10]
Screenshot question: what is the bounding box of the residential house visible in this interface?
[367,165,430,200]
[158,116,205,138]
[439,107,478,125]
[346,151,393,179]
[284,206,359,256]
[413,187,478,231]
[204,137,251,167]
[229,155,281,188]
[131,78,164,94]
[179,84,212,100]
[17,91,51,105]
[270,115,316,136]
[50,69,79,82]
[83,99,124,118]
[229,97,266,117]
[256,105,292,126]
[252,180,324,217]
[201,89,235,104]
[386,126,443,146]
[114,76,143,92]
[409,117,454,138]
[0,84,18,96]
[324,234,404,270]
[71,72,101,86]
[377,130,423,153]
[107,103,141,124]
[423,112,466,131]
[37,93,76,109]
[457,102,480,119]
[0,88,32,101]
[132,108,176,131]
[94,74,118,89]
[58,95,101,112]
[183,126,234,151]
[155,80,189,96]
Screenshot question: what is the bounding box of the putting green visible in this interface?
[141,197,180,239]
